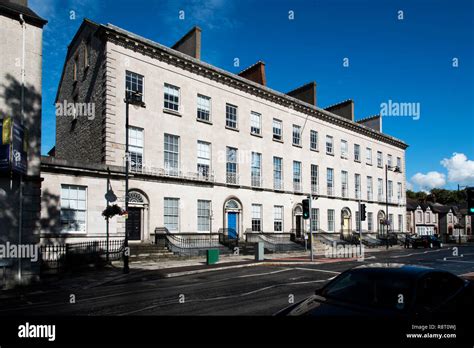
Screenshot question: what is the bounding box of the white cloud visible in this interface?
[441,153,474,185]
[411,171,446,191]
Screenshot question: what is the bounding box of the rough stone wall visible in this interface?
[55,23,105,165]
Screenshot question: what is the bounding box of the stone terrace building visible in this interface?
[41,19,408,243]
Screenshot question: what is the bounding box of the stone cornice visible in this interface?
[98,24,408,150]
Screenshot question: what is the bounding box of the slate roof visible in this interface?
[0,1,47,27]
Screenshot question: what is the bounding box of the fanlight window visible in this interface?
[342,209,351,218]
[225,199,240,210]
[129,191,145,204]
[294,205,303,214]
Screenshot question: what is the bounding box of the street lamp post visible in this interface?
[123,91,145,274]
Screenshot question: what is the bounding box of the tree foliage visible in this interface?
[406,188,467,205]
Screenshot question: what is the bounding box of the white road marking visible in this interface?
[390,249,445,258]
[293,267,341,274]
[237,268,291,278]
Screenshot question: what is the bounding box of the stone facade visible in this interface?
[0,0,46,285]
[42,19,408,243]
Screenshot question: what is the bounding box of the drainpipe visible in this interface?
[17,13,26,283]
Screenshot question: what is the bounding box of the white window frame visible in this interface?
[252,204,262,232]
[197,200,211,232]
[226,147,238,184]
[164,133,180,175]
[164,83,180,112]
[354,144,360,162]
[273,156,283,190]
[60,185,87,233]
[341,170,348,198]
[328,209,335,232]
[377,151,383,168]
[250,111,261,135]
[310,130,318,151]
[326,135,334,154]
[251,152,262,187]
[272,119,282,141]
[125,70,144,102]
[197,94,211,121]
[128,126,144,171]
[341,140,348,159]
[292,125,301,146]
[274,206,283,232]
[197,141,211,179]
[293,161,302,192]
[164,197,180,232]
[327,168,334,196]
[366,147,372,165]
[226,103,238,129]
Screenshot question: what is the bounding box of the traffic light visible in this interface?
[468,187,474,216]
[302,199,310,220]
[360,204,367,221]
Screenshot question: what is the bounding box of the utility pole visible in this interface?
[123,99,130,274]
[358,200,362,256]
[309,195,313,262]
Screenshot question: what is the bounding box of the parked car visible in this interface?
[410,235,442,249]
[275,264,474,317]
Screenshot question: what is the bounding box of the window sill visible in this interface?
[225,126,239,132]
[273,138,283,143]
[163,108,182,117]
[326,152,334,156]
[366,163,373,166]
[292,143,302,148]
[250,132,263,138]
[310,148,319,152]
[354,159,361,163]
[196,118,212,125]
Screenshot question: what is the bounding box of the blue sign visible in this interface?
[0,118,28,175]
[0,119,11,172]
[11,122,27,175]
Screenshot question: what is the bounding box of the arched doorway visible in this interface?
[127,190,149,241]
[293,204,303,238]
[341,208,352,237]
[223,197,242,239]
[377,210,386,236]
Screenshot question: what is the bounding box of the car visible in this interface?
[275,264,474,317]
[410,235,442,249]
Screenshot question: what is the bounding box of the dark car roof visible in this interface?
[351,263,439,279]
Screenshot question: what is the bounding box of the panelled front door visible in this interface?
[127,207,141,241]
[227,212,238,239]
[296,215,302,238]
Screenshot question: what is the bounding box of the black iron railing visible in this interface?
[155,229,231,256]
[245,232,304,252]
[40,239,125,273]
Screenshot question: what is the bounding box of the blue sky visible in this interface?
[31,0,474,191]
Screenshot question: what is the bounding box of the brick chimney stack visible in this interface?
[238,61,266,86]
